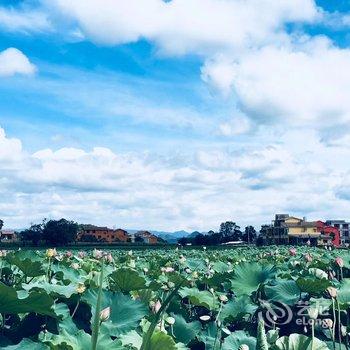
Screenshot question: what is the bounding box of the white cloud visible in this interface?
[0,6,51,33]
[1,125,350,231]
[47,0,319,55]
[203,38,350,128]
[0,48,37,77]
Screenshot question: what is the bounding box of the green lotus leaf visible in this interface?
[230,262,276,296]
[149,331,177,350]
[179,287,218,310]
[222,330,257,350]
[0,282,56,317]
[221,295,258,321]
[2,339,49,350]
[172,313,201,344]
[22,281,78,298]
[83,288,147,336]
[275,333,329,349]
[296,278,331,294]
[120,330,143,349]
[337,279,350,306]
[265,280,301,305]
[109,268,147,292]
[5,254,45,278]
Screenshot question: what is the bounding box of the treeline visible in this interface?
[20,218,78,246]
[178,221,257,246]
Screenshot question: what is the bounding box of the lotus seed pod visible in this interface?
[219,295,228,303]
[165,316,175,325]
[199,315,211,321]
[239,345,249,350]
[76,283,86,294]
[46,248,57,258]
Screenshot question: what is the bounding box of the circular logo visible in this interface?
[258,300,293,328]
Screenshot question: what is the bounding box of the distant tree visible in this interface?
[20,222,45,245]
[178,237,188,245]
[242,226,257,243]
[0,219,3,231]
[219,221,242,241]
[42,218,79,246]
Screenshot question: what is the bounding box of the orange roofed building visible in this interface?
[77,225,129,243]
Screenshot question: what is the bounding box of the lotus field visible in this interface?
[1,247,350,349]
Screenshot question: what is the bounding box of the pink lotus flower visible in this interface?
[289,248,297,256]
[335,257,344,268]
[78,251,86,259]
[65,251,73,258]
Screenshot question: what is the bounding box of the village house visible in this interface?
[0,229,18,242]
[262,214,340,247]
[134,230,161,244]
[77,225,129,243]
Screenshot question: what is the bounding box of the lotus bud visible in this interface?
[199,315,211,322]
[209,288,214,294]
[129,260,136,268]
[143,267,148,273]
[327,287,338,298]
[335,257,344,268]
[304,253,312,263]
[289,248,297,256]
[100,307,110,322]
[78,251,86,258]
[128,250,133,256]
[153,300,161,313]
[165,316,175,325]
[192,271,198,279]
[76,283,86,294]
[65,251,73,258]
[46,248,57,258]
[308,307,318,320]
[219,295,228,303]
[203,246,206,250]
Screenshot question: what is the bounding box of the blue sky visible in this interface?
[1,0,350,231]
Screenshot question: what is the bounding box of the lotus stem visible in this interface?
[91,262,104,350]
[337,298,342,350]
[332,298,336,350]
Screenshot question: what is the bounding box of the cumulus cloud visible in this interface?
[203,38,350,128]
[1,125,350,230]
[0,48,37,77]
[0,6,51,33]
[46,0,319,55]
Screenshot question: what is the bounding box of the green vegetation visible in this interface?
[0,246,349,349]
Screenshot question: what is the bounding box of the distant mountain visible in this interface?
[123,229,192,243]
